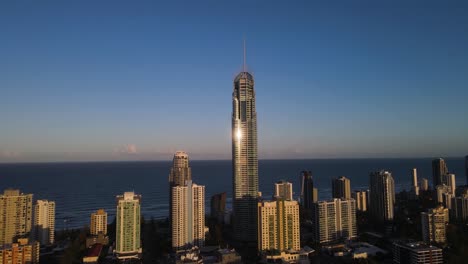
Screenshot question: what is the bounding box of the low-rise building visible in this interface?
[392,241,443,264]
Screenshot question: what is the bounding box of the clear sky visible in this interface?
[1,0,468,162]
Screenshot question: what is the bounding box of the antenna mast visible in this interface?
[243,38,246,72]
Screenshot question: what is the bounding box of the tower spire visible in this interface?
[243,37,246,72]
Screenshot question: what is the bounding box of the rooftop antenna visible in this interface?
[243,37,246,72]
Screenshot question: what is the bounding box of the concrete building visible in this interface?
[411,168,419,197]
[435,184,452,207]
[210,192,226,222]
[33,200,55,245]
[274,181,293,201]
[90,209,107,236]
[421,206,449,244]
[420,178,429,191]
[300,171,317,211]
[258,200,300,252]
[451,194,468,222]
[392,240,443,264]
[0,189,33,245]
[442,173,456,195]
[332,176,351,199]
[369,170,395,223]
[352,190,368,212]
[0,238,39,264]
[432,158,448,189]
[115,192,142,260]
[311,198,357,244]
[172,181,205,251]
[231,46,259,243]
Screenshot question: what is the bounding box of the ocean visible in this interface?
[0,158,465,230]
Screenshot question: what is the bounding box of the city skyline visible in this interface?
[2,1,468,162]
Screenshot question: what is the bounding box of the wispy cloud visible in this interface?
[114,144,138,155]
[1,150,21,159]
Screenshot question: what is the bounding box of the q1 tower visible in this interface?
[232,41,258,243]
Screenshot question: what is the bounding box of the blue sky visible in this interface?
[1,0,467,162]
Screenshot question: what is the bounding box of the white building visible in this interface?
[33,200,55,245]
[352,190,367,212]
[172,181,205,251]
[442,173,456,195]
[411,168,419,197]
[311,198,357,244]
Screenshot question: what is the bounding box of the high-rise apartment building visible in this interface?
[442,173,456,195]
[257,200,300,252]
[411,168,419,197]
[232,46,258,242]
[421,206,449,244]
[274,181,293,201]
[0,238,39,264]
[332,176,351,199]
[90,209,107,235]
[392,241,443,264]
[0,189,33,245]
[420,178,429,191]
[451,194,468,222]
[210,192,226,222]
[116,192,141,260]
[369,170,395,223]
[172,181,205,251]
[352,190,367,212]
[300,171,317,210]
[432,158,448,189]
[169,151,192,187]
[435,185,452,208]
[33,200,55,245]
[311,198,357,244]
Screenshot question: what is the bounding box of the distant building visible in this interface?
[0,189,33,245]
[33,200,55,245]
[90,209,107,236]
[421,206,449,244]
[420,178,429,191]
[432,158,448,189]
[300,171,317,210]
[442,173,456,195]
[83,243,103,264]
[210,192,226,222]
[86,233,109,248]
[274,181,293,201]
[392,240,443,264]
[0,238,39,264]
[115,192,142,260]
[172,181,205,251]
[258,200,300,252]
[332,176,351,199]
[411,168,419,197]
[369,170,395,223]
[465,155,468,185]
[352,190,368,212]
[311,198,357,244]
[435,184,452,207]
[451,194,468,222]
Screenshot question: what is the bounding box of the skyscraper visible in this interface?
[411,168,419,197]
[274,181,293,201]
[421,206,449,244]
[332,176,351,199]
[420,178,429,192]
[33,200,55,245]
[0,189,33,245]
[442,173,456,195]
[352,190,368,212]
[369,170,395,223]
[300,171,317,210]
[210,192,226,222]
[169,151,192,186]
[90,209,108,236]
[232,43,258,242]
[432,158,448,189]
[116,192,142,260]
[311,198,357,244]
[172,181,205,251]
[257,200,300,252]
